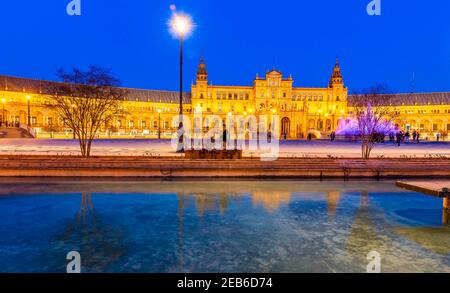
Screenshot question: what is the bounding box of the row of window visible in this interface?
[213,93,342,102]
[293,95,325,101]
[415,123,450,131]
[215,93,250,101]
[117,120,171,129]
[119,106,190,113]
[292,96,340,102]
[408,109,450,114]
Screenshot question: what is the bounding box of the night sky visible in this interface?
[0,0,449,93]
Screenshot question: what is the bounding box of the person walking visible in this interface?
[396,132,402,147]
[222,126,228,150]
[405,131,411,143]
[389,133,395,142]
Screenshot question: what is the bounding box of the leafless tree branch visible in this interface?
[349,84,399,159]
[45,66,126,157]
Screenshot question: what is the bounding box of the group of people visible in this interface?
[0,121,19,128]
[329,131,336,142]
[392,130,421,146]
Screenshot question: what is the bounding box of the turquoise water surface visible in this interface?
[0,179,449,273]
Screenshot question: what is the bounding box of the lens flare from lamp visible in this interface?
[169,13,194,39]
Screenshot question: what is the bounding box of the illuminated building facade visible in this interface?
[1,58,449,139]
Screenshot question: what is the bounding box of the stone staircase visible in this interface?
[0,157,450,178]
[0,127,35,138]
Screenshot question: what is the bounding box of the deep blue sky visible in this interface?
[0,1,449,93]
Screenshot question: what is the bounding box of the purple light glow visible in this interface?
[335,105,399,136]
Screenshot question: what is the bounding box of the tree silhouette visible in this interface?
[46,66,126,157]
[349,85,398,159]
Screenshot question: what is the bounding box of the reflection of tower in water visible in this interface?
[345,191,384,270]
[443,198,450,225]
[326,191,341,218]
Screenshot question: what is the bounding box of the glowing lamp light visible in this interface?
[1,98,5,103]
[169,13,194,39]
[157,109,162,113]
[26,95,31,100]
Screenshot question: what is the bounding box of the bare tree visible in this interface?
[46,66,126,157]
[349,85,399,159]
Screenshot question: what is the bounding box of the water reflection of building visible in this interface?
[444,198,450,225]
[175,191,291,270]
[177,190,342,216]
[176,191,292,216]
[346,192,385,266]
[347,192,379,249]
[195,194,221,216]
[443,207,449,225]
[326,191,341,218]
[252,192,291,213]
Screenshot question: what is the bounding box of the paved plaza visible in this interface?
[0,139,449,158]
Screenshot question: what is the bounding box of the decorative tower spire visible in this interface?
[329,58,343,88]
[196,56,208,83]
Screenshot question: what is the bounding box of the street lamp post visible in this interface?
[157,109,161,140]
[71,104,76,139]
[317,109,322,131]
[26,95,31,126]
[331,110,336,132]
[170,12,193,152]
[1,98,5,127]
[179,35,183,126]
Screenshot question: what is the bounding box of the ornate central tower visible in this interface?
[329,58,344,88]
[196,56,208,84]
[192,57,210,112]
